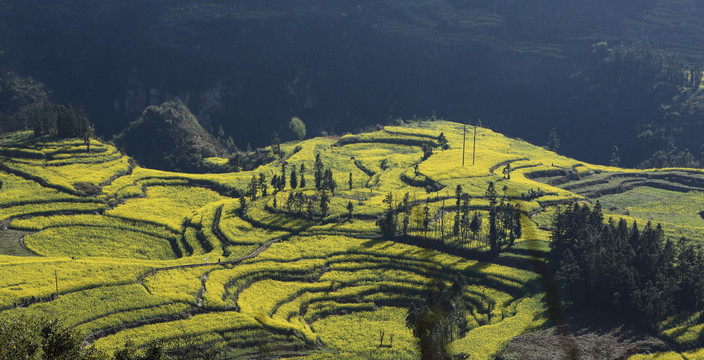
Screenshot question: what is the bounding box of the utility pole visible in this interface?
[54,270,59,297]
[462,121,467,167]
[472,121,478,165]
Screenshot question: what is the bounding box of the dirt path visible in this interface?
[489,157,529,175]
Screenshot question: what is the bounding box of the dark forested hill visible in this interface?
[1,0,704,167]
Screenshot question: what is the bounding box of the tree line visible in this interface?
[549,202,704,333]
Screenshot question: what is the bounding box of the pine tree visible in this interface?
[270,175,279,194]
[259,173,267,197]
[453,185,462,236]
[422,202,431,237]
[280,162,287,191]
[486,182,499,253]
[610,145,620,167]
[248,174,258,201]
[314,154,324,190]
[437,132,449,150]
[460,194,470,242]
[422,142,433,160]
[239,195,248,217]
[376,192,398,239]
[290,168,298,189]
[323,169,336,194]
[319,191,330,219]
[469,212,482,240]
[271,131,281,154]
[502,163,511,179]
[347,201,354,221]
[299,163,306,188]
[547,128,560,152]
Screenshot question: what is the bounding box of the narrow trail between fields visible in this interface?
[489,157,529,176]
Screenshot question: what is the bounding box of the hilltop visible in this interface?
[0,120,702,359]
[114,101,228,172]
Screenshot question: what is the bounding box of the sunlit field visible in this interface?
[0,120,702,359]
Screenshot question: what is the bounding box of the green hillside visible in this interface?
[0,121,702,359]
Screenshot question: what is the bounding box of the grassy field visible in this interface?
[0,120,702,358]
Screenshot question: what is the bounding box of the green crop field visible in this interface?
[0,120,702,359]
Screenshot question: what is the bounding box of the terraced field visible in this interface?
[0,123,702,359]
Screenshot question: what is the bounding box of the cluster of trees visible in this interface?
[376,182,521,255]
[485,182,522,254]
[279,190,330,219]
[32,103,93,144]
[639,141,704,169]
[452,185,482,243]
[313,154,336,194]
[226,149,275,172]
[550,203,704,329]
[239,155,338,220]
[0,315,215,360]
[0,73,51,132]
[406,275,468,360]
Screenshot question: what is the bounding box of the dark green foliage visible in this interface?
[456,194,468,242]
[280,162,287,191]
[453,185,462,236]
[319,191,330,218]
[32,102,57,136]
[486,182,499,254]
[547,128,560,153]
[0,316,97,360]
[406,274,467,360]
[322,168,336,194]
[270,175,279,194]
[286,191,307,214]
[497,200,521,247]
[248,174,258,201]
[299,163,306,188]
[0,73,51,132]
[346,201,354,220]
[348,172,353,190]
[421,142,433,160]
[609,146,620,167]
[288,116,306,140]
[271,131,281,155]
[549,203,704,326]
[259,173,267,196]
[290,167,298,189]
[6,4,704,168]
[422,202,431,235]
[639,141,700,168]
[112,340,169,360]
[377,192,397,239]
[469,212,482,240]
[31,103,93,141]
[0,315,208,360]
[239,195,248,217]
[437,132,449,150]
[402,192,411,236]
[502,163,511,179]
[114,101,227,172]
[226,150,275,172]
[55,105,89,139]
[314,154,324,190]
